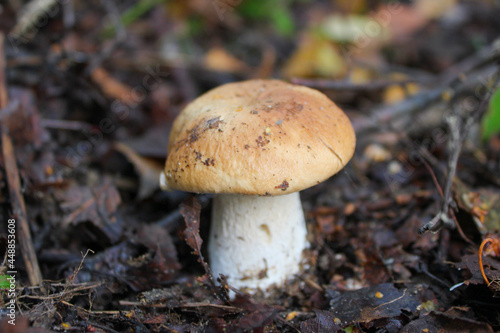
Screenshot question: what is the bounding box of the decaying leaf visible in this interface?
[453,179,500,234]
[179,196,203,256]
[179,196,229,302]
[228,294,278,332]
[88,226,181,291]
[300,310,342,333]
[401,309,494,333]
[56,178,122,244]
[326,283,425,326]
[455,254,500,286]
[113,142,164,199]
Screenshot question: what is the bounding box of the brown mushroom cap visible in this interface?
[163,79,355,196]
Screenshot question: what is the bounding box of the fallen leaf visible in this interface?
[228,294,278,332]
[455,254,500,286]
[203,46,249,73]
[179,196,229,302]
[56,179,122,244]
[300,310,342,333]
[326,283,425,325]
[401,310,494,333]
[113,142,164,199]
[453,180,500,234]
[283,36,346,78]
[180,197,203,256]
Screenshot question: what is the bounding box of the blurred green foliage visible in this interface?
[237,0,300,37]
[482,86,500,141]
[0,275,11,289]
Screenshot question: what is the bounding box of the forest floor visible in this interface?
[1,0,500,332]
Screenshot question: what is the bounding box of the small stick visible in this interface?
[421,159,474,244]
[419,67,500,234]
[0,33,43,286]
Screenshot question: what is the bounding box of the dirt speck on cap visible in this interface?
[275,180,289,191]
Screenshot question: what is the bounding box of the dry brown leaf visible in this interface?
[203,47,249,73]
[283,36,346,79]
[56,179,122,244]
[180,197,203,256]
[113,142,164,199]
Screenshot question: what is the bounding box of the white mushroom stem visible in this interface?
[208,192,308,291]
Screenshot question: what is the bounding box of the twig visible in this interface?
[39,118,95,131]
[422,159,474,244]
[21,281,104,300]
[419,67,500,234]
[0,33,43,286]
[353,39,500,135]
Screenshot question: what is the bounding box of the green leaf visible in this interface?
[237,0,295,36]
[102,0,167,38]
[0,275,11,289]
[482,87,500,141]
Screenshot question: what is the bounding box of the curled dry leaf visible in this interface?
[179,196,203,256]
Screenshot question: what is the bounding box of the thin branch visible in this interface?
[419,66,500,234]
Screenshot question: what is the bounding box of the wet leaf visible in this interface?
[300,310,342,333]
[56,179,123,244]
[326,283,424,325]
[228,294,278,332]
[88,227,180,291]
[401,310,494,333]
[455,254,500,286]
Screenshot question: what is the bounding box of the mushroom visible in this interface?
[161,79,355,292]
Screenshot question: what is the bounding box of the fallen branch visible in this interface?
[0,32,43,286]
[353,39,500,135]
[419,67,500,234]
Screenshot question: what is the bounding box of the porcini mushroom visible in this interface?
[161,79,355,291]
